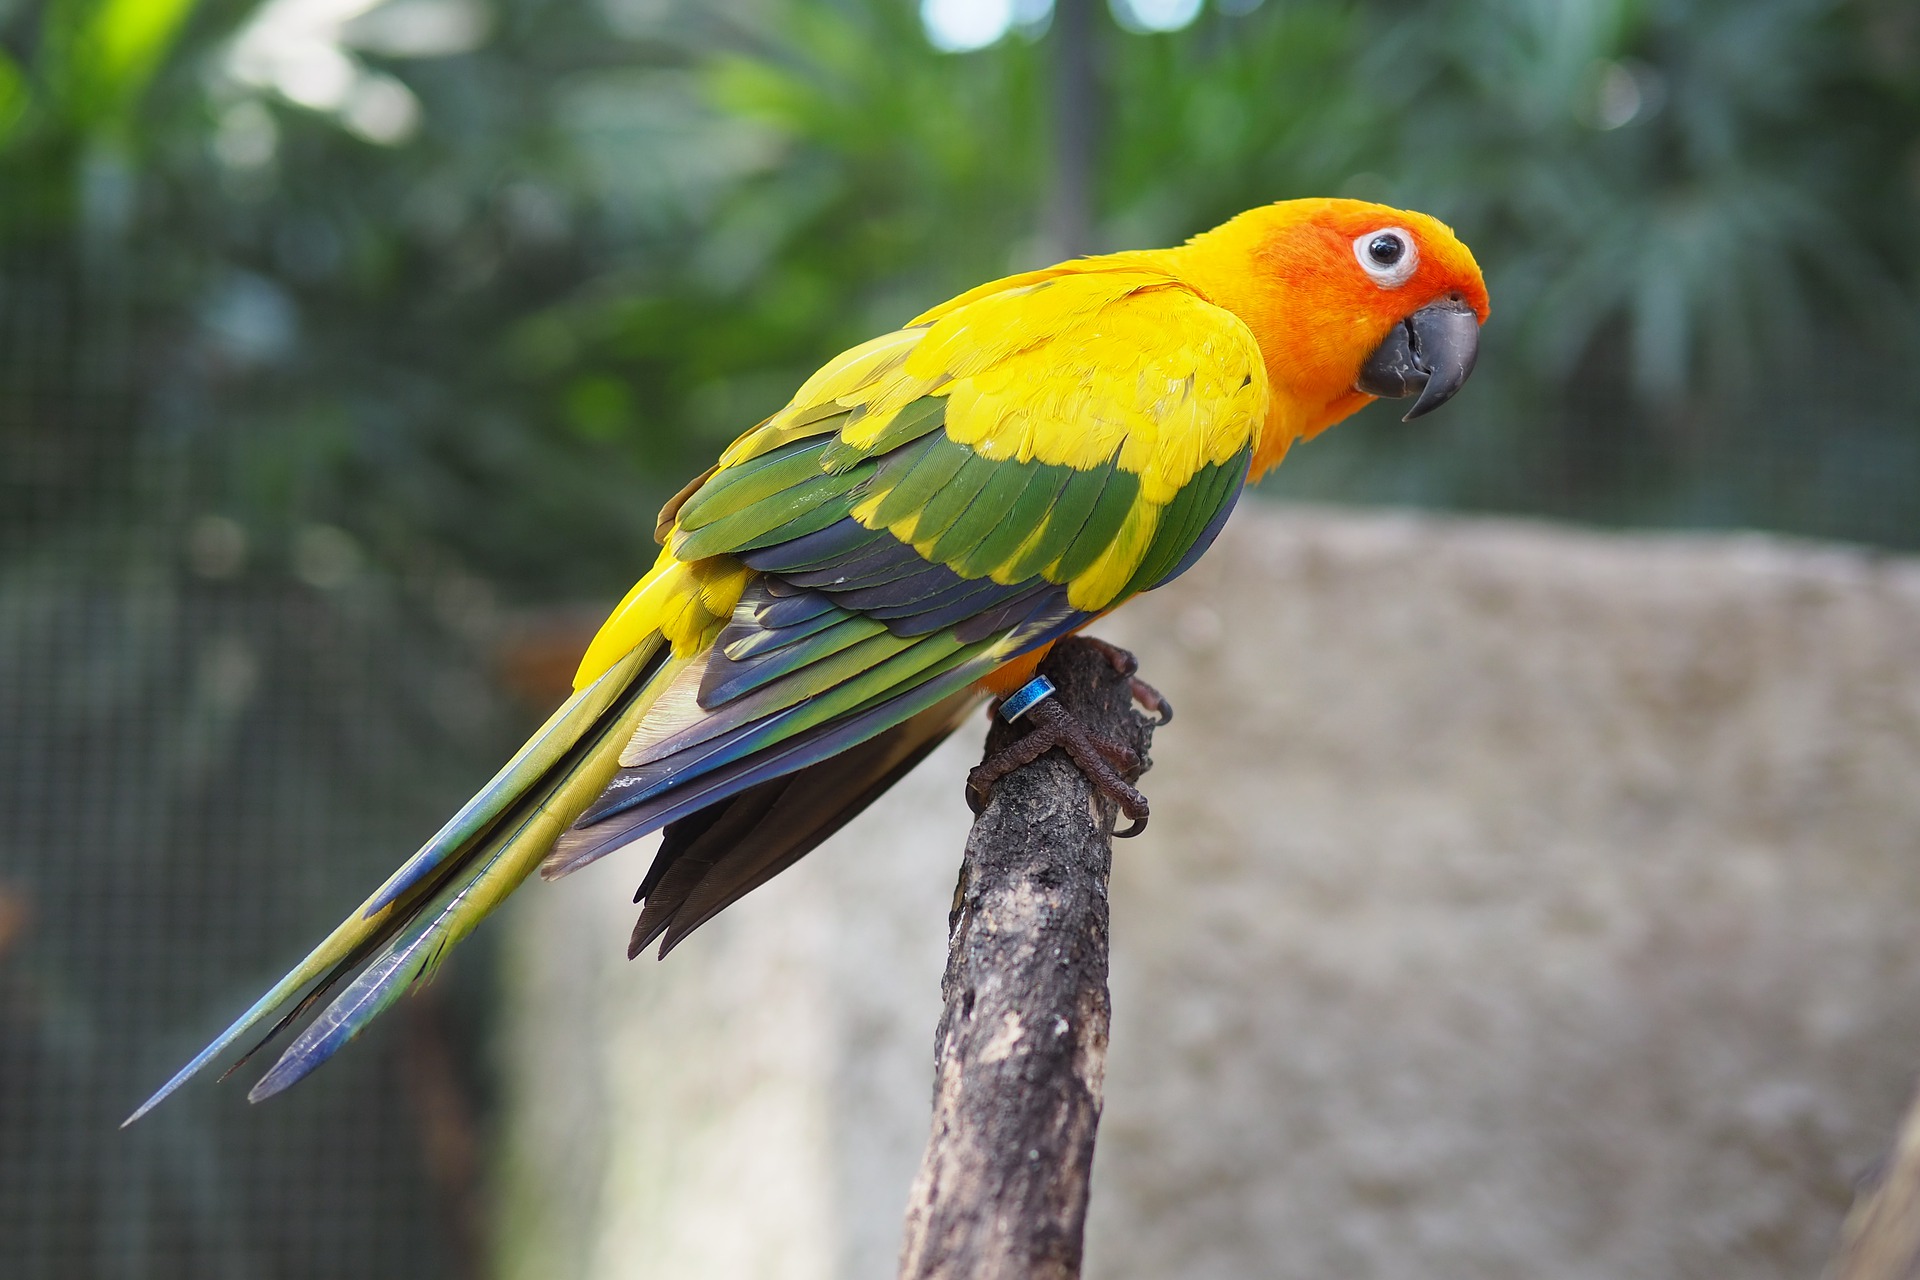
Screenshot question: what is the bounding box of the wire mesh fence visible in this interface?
[0,245,515,1279]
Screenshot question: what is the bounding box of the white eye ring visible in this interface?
[1353,227,1418,288]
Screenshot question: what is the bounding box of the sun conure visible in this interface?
[126,197,1488,1123]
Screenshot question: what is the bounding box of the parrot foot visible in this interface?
[966,695,1152,838]
[1072,635,1173,726]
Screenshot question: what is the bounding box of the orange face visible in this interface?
[1173,198,1491,474]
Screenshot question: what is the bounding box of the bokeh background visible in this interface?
[2,0,1917,1275]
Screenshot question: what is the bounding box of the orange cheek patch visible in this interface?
[1300,388,1375,441]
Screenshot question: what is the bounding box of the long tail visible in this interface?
[130,567,1005,1120]
[123,635,674,1125]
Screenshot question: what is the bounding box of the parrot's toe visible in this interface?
[1077,633,1141,677]
[965,697,1152,837]
[1074,635,1173,726]
[1126,675,1173,727]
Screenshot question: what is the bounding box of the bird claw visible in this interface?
[965,698,1151,837]
[1072,636,1173,726]
[1127,676,1173,727]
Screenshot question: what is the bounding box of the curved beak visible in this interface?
[1354,297,1482,421]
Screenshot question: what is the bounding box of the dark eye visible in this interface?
[1352,226,1419,286]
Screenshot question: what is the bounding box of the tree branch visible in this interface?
[1826,1080,1920,1280]
[898,638,1156,1280]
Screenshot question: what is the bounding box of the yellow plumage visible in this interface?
[577,252,1274,689]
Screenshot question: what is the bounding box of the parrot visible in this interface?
[126,197,1488,1124]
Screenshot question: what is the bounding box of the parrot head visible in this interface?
[1174,197,1490,468]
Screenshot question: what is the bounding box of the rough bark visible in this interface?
[897,638,1155,1280]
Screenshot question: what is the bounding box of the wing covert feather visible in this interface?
[580,266,1266,702]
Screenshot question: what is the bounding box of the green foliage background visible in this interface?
[7,0,1917,597]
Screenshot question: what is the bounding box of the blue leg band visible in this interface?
[997,674,1056,722]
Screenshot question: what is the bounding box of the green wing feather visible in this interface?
[1001,458,1113,582]
[675,438,845,531]
[863,433,972,530]
[673,462,867,560]
[952,464,1065,577]
[820,396,945,470]
[1052,462,1142,582]
[909,452,999,549]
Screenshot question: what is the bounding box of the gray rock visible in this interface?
[496,506,1920,1280]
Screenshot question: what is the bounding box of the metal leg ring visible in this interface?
[997,674,1056,722]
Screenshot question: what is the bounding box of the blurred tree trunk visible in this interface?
[1046,0,1098,258]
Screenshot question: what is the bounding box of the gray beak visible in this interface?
[1354,297,1481,421]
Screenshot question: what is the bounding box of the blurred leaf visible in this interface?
[563,374,634,443]
[3,0,1918,595]
[46,0,203,128]
[0,50,27,148]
